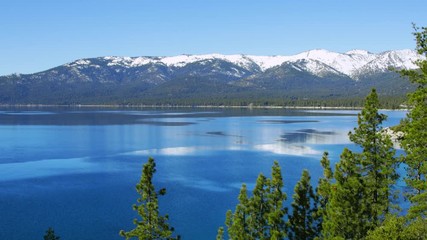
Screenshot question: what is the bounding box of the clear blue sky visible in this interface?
[1,0,426,76]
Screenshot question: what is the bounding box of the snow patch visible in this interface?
[80,49,424,79]
[346,49,372,55]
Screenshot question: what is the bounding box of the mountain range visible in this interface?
[0,49,424,106]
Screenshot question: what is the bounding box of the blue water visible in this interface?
[0,108,406,240]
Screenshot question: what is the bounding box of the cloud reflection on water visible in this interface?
[165,175,231,192]
[254,143,321,156]
[127,146,209,156]
[280,128,349,145]
[126,141,322,158]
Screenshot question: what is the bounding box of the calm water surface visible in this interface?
[0,108,406,240]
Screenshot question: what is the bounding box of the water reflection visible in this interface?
[136,120,196,126]
[206,131,243,138]
[258,120,319,124]
[280,128,342,144]
[125,143,322,157]
[165,175,231,192]
[0,157,94,181]
[0,111,56,115]
[254,143,320,156]
[127,146,208,156]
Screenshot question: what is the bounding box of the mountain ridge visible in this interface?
[5,49,421,78]
[52,48,423,79]
[0,49,423,106]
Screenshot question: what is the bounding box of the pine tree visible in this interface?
[225,184,251,240]
[349,88,397,225]
[247,174,270,239]
[366,215,427,240]
[315,152,333,235]
[365,214,406,240]
[120,157,178,240]
[221,161,287,239]
[287,169,318,240]
[322,148,367,240]
[43,227,60,240]
[400,25,427,219]
[216,227,225,240]
[322,89,398,239]
[267,161,287,240]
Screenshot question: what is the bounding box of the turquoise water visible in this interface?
[0,108,405,239]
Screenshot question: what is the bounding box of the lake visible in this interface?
[0,108,406,240]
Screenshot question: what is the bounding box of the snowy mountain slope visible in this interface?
[351,49,425,79]
[99,54,261,72]
[59,49,422,80]
[285,59,347,78]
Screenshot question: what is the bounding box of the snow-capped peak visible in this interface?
[346,49,372,55]
[298,49,338,59]
[246,55,291,71]
[351,49,424,77]
[68,59,91,66]
[291,59,345,77]
[103,56,158,67]
[160,53,254,70]
[93,49,423,79]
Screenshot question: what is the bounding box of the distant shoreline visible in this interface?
[0,104,406,110]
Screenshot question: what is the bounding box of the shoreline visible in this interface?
[0,103,369,110]
[0,104,409,111]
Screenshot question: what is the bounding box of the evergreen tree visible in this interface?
[267,161,287,240]
[400,25,427,219]
[287,169,318,240]
[349,88,397,224]
[43,227,60,240]
[247,174,271,239]
[225,184,251,240]
[366,215,427,240]
[322,89,397,239]
[120,157,178,240]
[403,217,427,239]
[221,161,287,239]
[365,214,406,240]
[315,152,333,235]
[322,149,367,240]
[216,227,225,240]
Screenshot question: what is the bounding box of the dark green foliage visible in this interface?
[267,161,288,239]
[322,148,367,240]
[321,89,398,239]
[349,88,398,222]
[43,227,60,240]
[248,174,271,239]
[120,157,178,240]
[221,161,287,240]
[315,152,333,234]
[400,25,427,219]
[366,215,427,240]
[216,227,225,240]
[366,214,406,240]
[287,169,318,240]
[225,184,251,240]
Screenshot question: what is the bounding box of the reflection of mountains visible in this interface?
[206,131,244,144]
[280,129,339,144]
[206,131,242,138]
[258,120,319,124]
